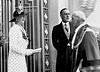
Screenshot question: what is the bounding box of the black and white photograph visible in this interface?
[0,0,100,72]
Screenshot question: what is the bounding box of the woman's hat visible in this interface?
[9,8,30,22]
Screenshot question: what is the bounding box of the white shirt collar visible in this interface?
[62,21,69,26]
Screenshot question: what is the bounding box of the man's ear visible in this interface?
[80,18,85,22]
[82,19,85,22]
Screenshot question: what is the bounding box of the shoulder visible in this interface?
[53,23,62,30]
[86,27,95,32]
[10,24,20,30]
[85,31,93,38]
[85,27,96,37]
[9,25,21,35]
[53,23,61,27]
[83,28,96,41]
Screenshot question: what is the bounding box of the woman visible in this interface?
[8,8,41,72]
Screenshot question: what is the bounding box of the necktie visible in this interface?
[65,23,68,32]
[64,23,70,39]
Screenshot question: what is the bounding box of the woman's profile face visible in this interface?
[17,16,25,26]
[20,16,25,23]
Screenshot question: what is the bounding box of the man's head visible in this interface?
[71,11,86,28]
[60,8,70,23]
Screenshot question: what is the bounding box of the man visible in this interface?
[52,8,74,72]
[71,11,100,72]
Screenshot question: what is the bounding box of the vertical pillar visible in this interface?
[0,0,2,36]
[41,0,51,72]
[0,1,2,72]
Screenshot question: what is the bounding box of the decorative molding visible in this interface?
[45,44,49,51]
[44,0,47,5]
[44,28,48,35]
[43,0,50,71]
[44,13,48,21]
[45,58,49,66]
[81,0,96,10]
[28,0,32,1]
[24,0,32,7]
[43,0,48,8]
[81,0,88,7]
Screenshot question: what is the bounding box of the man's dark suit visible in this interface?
[52,22,74,72]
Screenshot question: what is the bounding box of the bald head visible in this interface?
[72,11,86,21]
[71,11,86,28]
